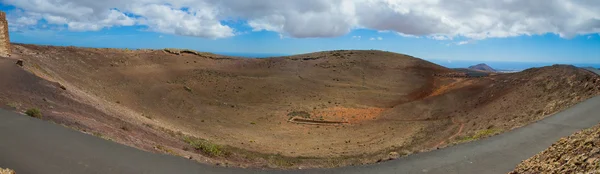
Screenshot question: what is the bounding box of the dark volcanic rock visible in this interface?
[468,63,496,72]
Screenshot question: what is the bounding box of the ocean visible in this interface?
[216,52,599,71]
[426,59,600,71]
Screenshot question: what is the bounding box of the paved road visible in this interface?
[1,69,599,174]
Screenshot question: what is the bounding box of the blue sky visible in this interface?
[2,1,600,64]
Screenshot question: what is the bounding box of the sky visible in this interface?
[2,0,600,64]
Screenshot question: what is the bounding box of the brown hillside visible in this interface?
[0,56,212,163]
[2,43,599,168]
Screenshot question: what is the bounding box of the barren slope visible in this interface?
[2,43,599,168]
[0,57,218,164]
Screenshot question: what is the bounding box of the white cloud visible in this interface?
[369,37,383,41]
[429,35,453,40]
[456,41,470,45]
[130,4,233,39]
[352,35,361,40]
[397,32,419,38]
[64,9,135,32]
[3,0,600,39]
[15,16,38,26]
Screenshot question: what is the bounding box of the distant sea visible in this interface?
[426,59,600,71]
[215,52,599,71]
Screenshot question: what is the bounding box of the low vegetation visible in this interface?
[25,108,42,118]
[456,128,502,143]
[287,111,311,118]
[183,136,225,157]
[5,102,19,109]
[120,125,130,131]
[164,48,206,57]
[183,86,192,93]
[92,132,103,138]
[155,145,180,156]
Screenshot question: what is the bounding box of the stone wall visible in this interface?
[0,11,10,57]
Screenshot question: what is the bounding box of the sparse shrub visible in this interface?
[183,136,224,157]
[184,86,193,93]
[164,48,204,56]
[270,156,296,167]
[25,108,42,118]
[473,128,501,139]
[92,132,103,137]
[164,48,180,55]
[142,123,153,128]
[120,125,130,131]
[143,113,152,120]
[6,102,20,109]
[287,111,311,118]
[457,128,502,143]
[155,145,179,156]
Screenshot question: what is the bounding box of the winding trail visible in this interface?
[0,68,598,174]
[434,118,465,148]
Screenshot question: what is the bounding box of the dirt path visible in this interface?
[434,118,465,148]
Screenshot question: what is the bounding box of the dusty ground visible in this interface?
[510,123,600,173]
[1,43,599,168]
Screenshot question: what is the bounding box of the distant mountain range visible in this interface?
[468,63,497,72]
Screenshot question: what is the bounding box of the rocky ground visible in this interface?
[511,124,600,173]
[0,168,15,174]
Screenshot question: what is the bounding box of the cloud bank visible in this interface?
[4,0,600,39]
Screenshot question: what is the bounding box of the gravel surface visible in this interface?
[511,124,600,174]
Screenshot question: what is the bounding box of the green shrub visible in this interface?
[287,111,311,118]
[120,125,130,131]
[457,128,502,143]
[184,86,193,93]
[6,102,19,109]
[92,132,103,137]
[155,145,179,156]
[183,136,224,157]
[25,108,42,118]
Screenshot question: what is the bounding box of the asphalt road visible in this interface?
[1,69,599,174]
